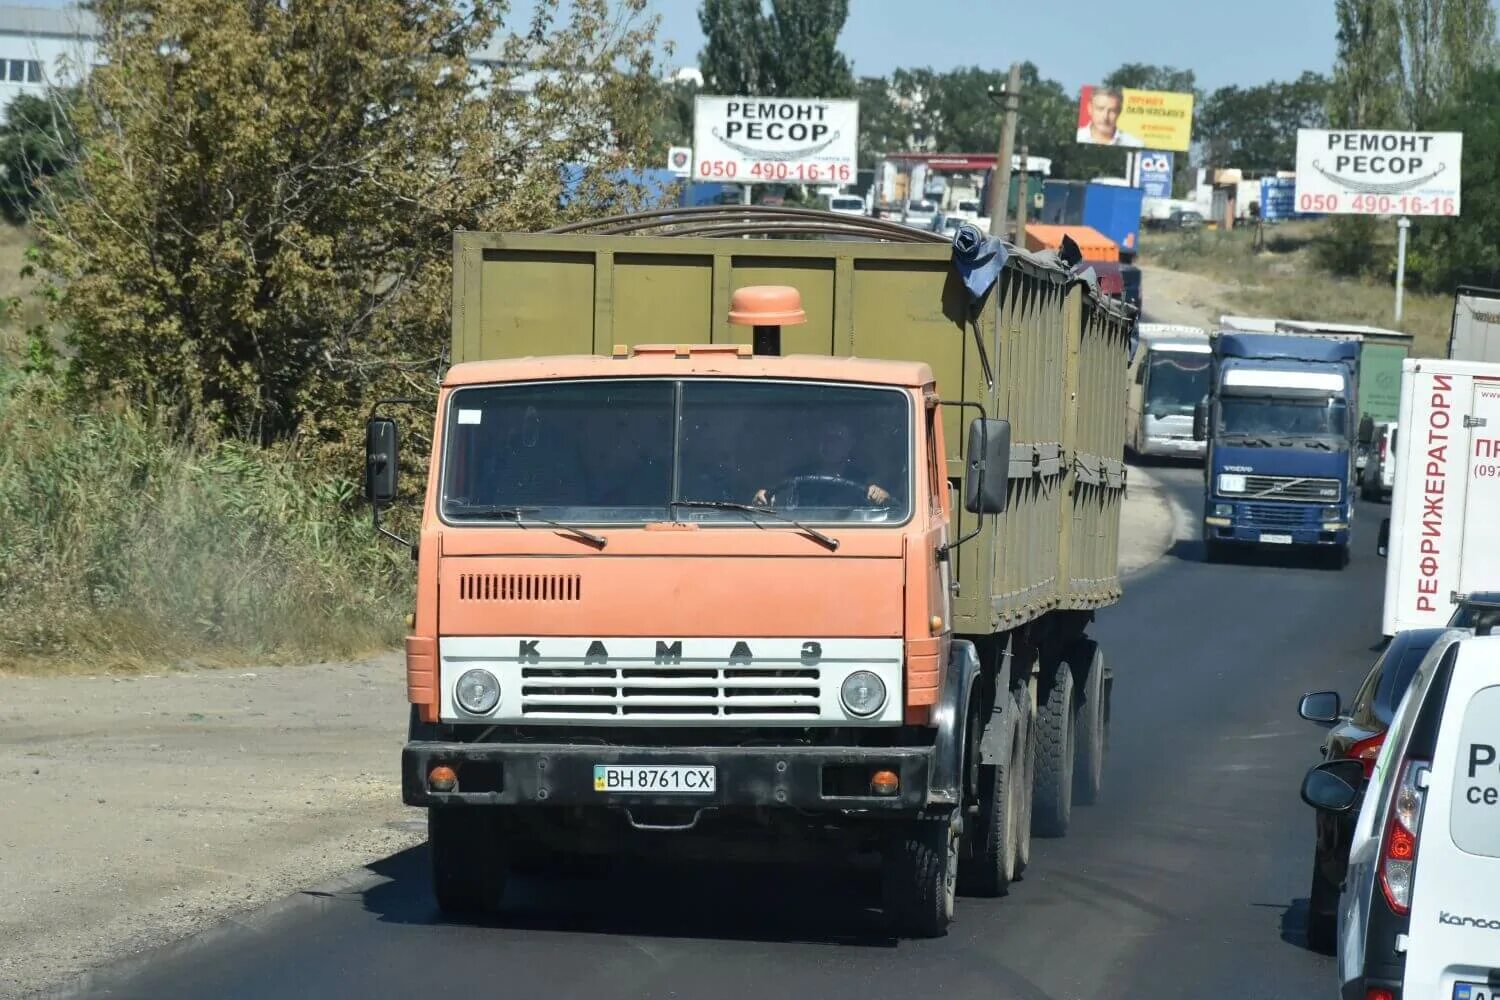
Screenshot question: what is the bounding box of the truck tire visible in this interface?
[884,818,958,938]
[1031,660,1075,838]
[1203,540,1229,564]
[957,698,1021,898]
[429,807,507,915]
[1070,640,1107,806]
[1013,687,1034,874]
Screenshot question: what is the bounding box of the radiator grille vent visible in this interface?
[458,573,582,602]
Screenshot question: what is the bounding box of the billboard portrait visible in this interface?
[1077,85,1194,152]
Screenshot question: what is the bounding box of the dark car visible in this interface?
[1167,209,1204,230]
[1448,591,1500,633]
[1296,627,1452,952]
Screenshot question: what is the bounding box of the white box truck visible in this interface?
[1380,358,1500,635]
[1449,286,1500,362]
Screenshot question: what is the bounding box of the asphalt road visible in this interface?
[71,465,1390,1000]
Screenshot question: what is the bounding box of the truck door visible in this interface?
[1458,379,1500,602]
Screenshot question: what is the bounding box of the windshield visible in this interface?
[1145,352,1210,414]
[958,200,980,213]
[907,201,936,213]
[1218,396,1348,439]
[441,379,911,525]
[830,197,862,210]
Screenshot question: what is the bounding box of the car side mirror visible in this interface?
[1298,690,1341,725]
[365,417,399,506]
[1192,400,1208,442]
[1357,414,1375,446]
[965,417,1011,515]
[1301,759,1365,814]
[1377,517,1390,558]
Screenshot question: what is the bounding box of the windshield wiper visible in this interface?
[446,505,607,548]
[1301,439,1333,450]
[668,499,839,551]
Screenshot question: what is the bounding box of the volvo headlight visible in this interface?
[840,670,887,718]
[455,668,501,715]
[1213,502,1234,518]
[1218,473,1247,494]
[1320,505,1343,522]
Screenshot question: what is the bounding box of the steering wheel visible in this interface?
[767,475,873,510]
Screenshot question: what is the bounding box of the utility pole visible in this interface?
[1394,216,1411,325]
[988,62,1022,241]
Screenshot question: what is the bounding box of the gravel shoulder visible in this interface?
[0,481,1178,998]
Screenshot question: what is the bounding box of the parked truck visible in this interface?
[1449,286,1500,362]
[366,209,1132,937]
[1194,332,1359,567]
[1127,324,1211,460]
[1378,358,1500,635]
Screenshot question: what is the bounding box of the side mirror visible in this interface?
[1300,759,1365,814]
[1298,690,1342,725]
[1357,414,1375,446]
[1377,518,1390,558]
[1192,400,1208,442]
[365,417,399,506]
[965,417,1011,515]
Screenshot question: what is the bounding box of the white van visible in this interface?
[1302,633,1500,997]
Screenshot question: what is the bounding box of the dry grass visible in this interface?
[1141,221,1452,357]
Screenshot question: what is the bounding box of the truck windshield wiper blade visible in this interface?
[668,499,839,551]
[447,505,607,548]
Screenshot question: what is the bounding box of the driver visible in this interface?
[753,420,890,507]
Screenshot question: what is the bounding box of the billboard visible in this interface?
[1077,85,1193,152]
[693,96,858,186]
[1134,151,1174,198]
[1294,129,1462,216]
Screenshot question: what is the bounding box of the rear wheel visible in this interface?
[1013,688,1034,874]
[1070,640,1107,806]
[884,817,958,938]
[958,693,1022,898]
[1307,855,1339,954]
[430,807,507,915]
[1032,661,1075,838]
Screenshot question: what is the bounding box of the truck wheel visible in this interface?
[884,818,958,938]
[1321,546,1349,571]
[957,699,1021,898]
[1032,660,1075,838]
[429,807,507,915]
[1070,640,1107,806]
[1013,687,1034,874]
[1203,540,1229,564]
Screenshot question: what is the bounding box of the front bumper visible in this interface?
[1204,521,1349,547]
[1137,436,1205,459]
[403,741,934,813]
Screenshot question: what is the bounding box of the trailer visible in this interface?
[1450,286,1500,362]
[1379,358,1500,635]
[371,208,1131,937]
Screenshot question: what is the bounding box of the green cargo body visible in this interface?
[450,231,1132,637]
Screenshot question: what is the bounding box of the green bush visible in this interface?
[0,372,408,666]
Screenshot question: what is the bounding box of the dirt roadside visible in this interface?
[1139,263,1234,330]
[1,483,1180,999]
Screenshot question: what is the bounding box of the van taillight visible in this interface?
[1351,731,1385,779]
[1378,436,1387,460]
[1378,759,1428,914]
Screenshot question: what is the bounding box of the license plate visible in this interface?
[593,764,716,794]
[1260,533,1293,545]
[1455,984,1492,1000]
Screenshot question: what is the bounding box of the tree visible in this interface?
[698,0,853,97]
[1392,0,1496,127]
[0,88,80,224]
[1198,73,1331,171]
[1330,0,1402,127]
[1103,63,1198,96]
[35,0,663,445]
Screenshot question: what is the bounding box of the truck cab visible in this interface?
[1127,327,1210,459]
[1196,332,1358,567]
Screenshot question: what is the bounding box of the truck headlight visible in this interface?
[455,668,501,714]
[1320,505,1343,522]
[1217,474,1246,494]
[840,671,887,718]
[1213,502,1234,518]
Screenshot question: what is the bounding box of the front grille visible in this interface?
[1238,475,1340,502]
[519,664,820,720]
[1240,501,1319,528]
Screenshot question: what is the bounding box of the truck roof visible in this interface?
[1215,332,1359,364]
[442,348,935,390]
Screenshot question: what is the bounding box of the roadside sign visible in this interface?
[1134,152,1174,198]
[1077,86,1194,151]
[666,146,692,177]
[1294,129,1462,216]
[693,96,858,186]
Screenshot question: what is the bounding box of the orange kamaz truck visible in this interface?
[366,209,1132,936]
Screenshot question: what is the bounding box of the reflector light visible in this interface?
[429,765,458,792]
[870,770,900,796]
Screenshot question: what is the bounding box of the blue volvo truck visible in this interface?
[1194,333,1359,568]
